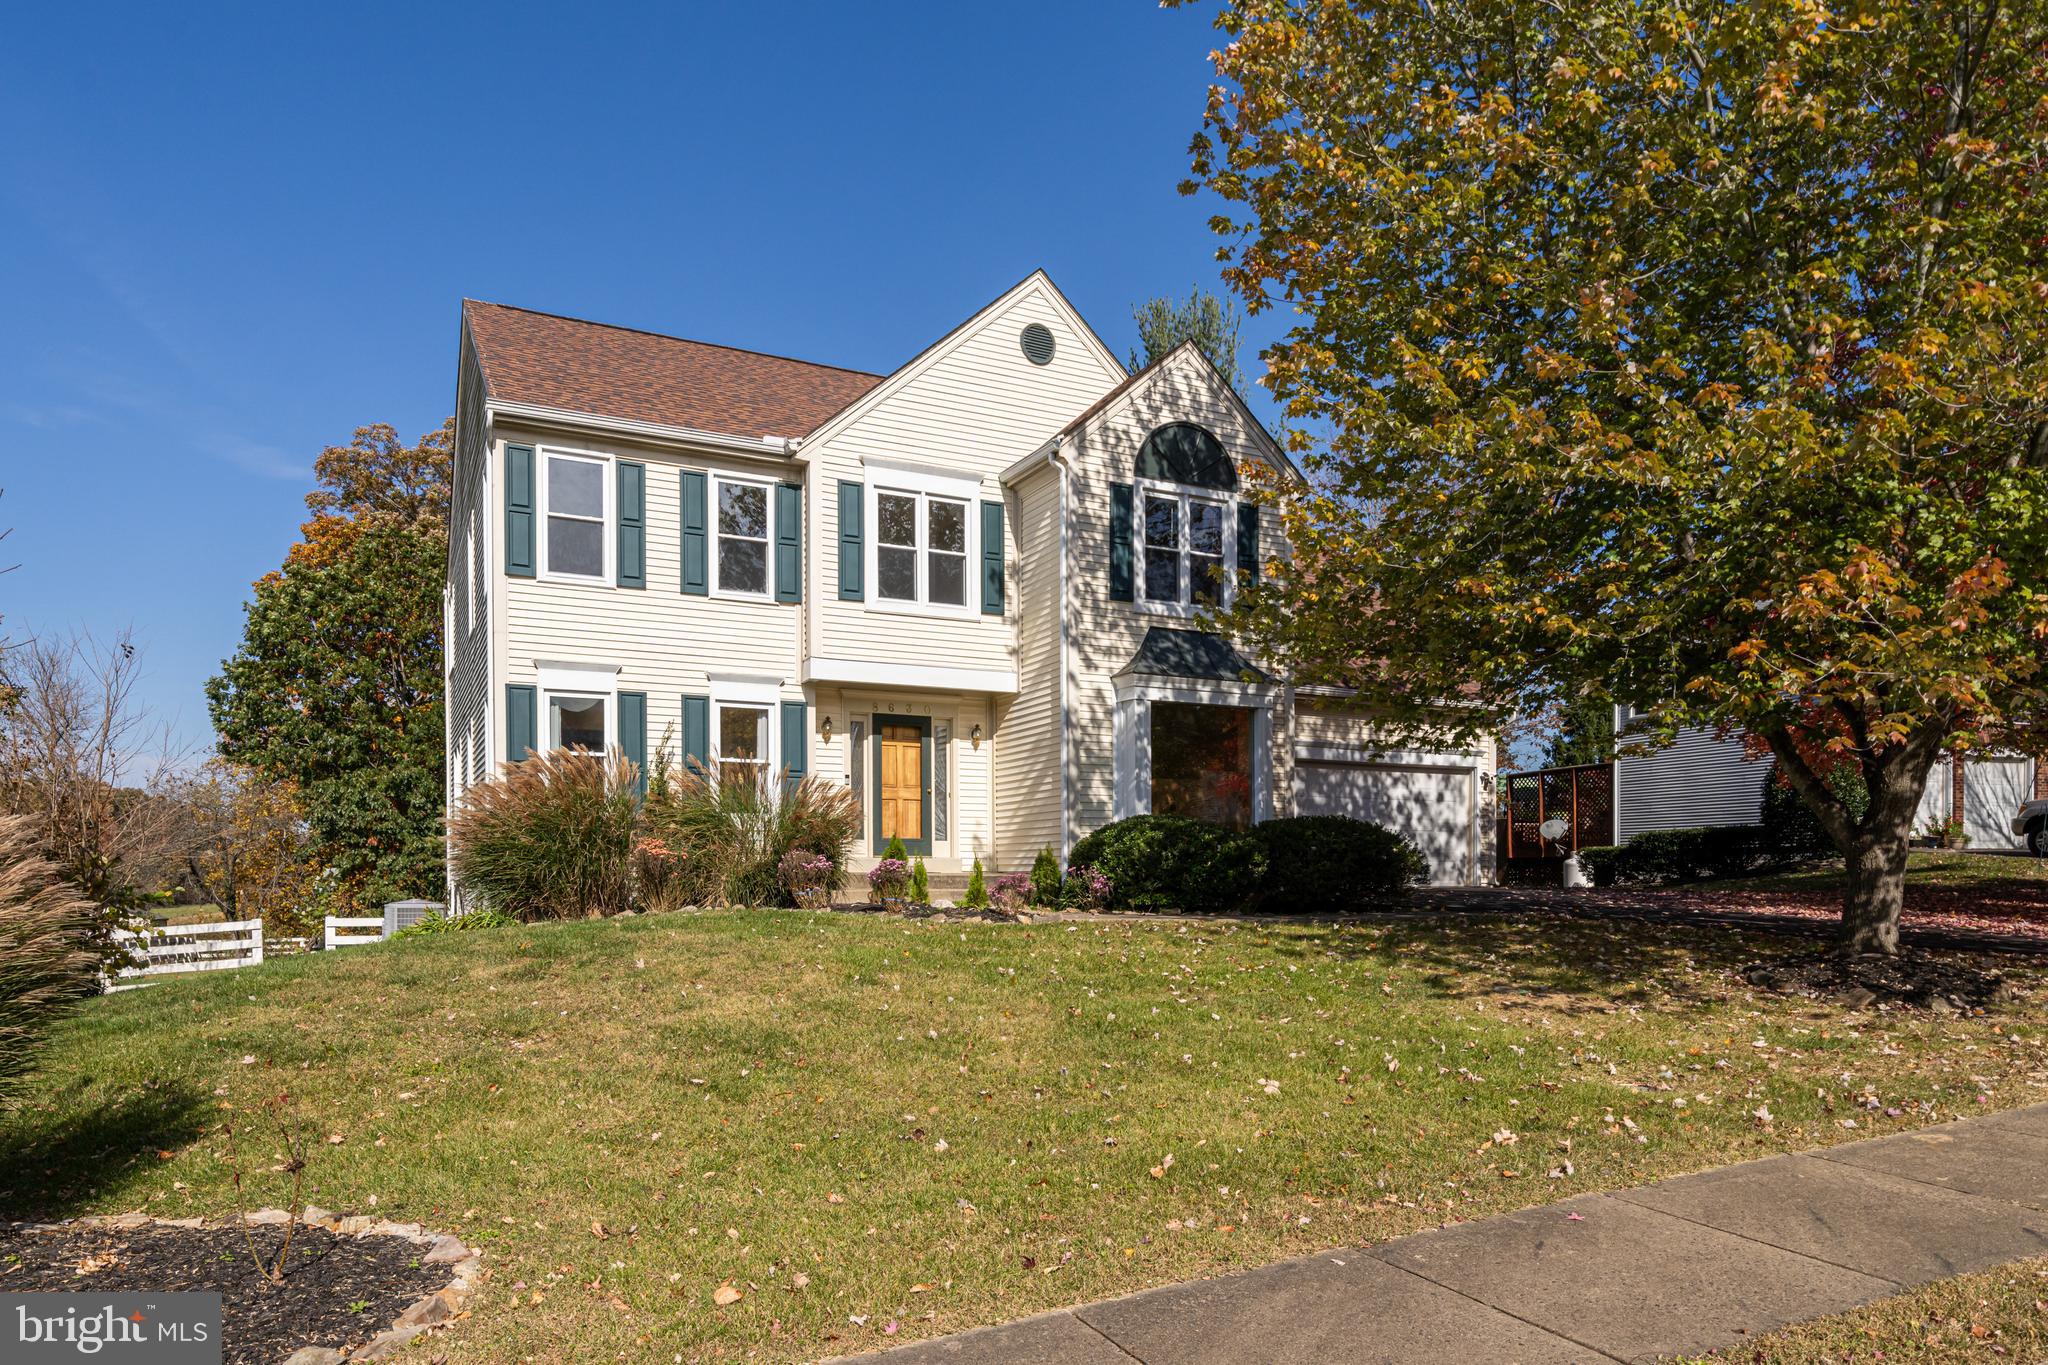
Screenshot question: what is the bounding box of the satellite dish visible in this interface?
[1539,816,1570,842]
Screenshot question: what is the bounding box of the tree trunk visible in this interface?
[1841,834,1908,955]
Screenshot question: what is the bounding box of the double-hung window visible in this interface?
[542,450,610,581]
[714,477,772,597]
[868,470,976,615]
[1139,484,1231,612]
[714,701,772,784]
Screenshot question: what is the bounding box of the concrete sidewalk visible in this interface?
[847,1105,2048,1364]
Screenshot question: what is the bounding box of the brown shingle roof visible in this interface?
[464,300,884,440]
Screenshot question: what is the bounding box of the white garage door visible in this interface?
[1293,761,1475,885]
[1963,757,2034,851]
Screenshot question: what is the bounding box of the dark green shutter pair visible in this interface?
[837,479,1003,614]
[681,471,802,600]
[505,446,647,586]
[506,684,648,793]
[1107,484,1258,600]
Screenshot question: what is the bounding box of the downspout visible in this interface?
[1052,435,1075,863]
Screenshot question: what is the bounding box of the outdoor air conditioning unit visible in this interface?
[383,899,444,937]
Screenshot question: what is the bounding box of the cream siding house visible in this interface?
[446,272,1495,886]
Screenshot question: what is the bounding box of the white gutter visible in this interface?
[485,399,800,458]
[1000,433,1066,486]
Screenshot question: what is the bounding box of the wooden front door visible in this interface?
[878,722,924,847]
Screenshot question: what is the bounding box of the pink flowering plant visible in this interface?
[867,857,911,900]
[1066,864,1112,910]
[989,871,1032,916]
[780,849,837,907]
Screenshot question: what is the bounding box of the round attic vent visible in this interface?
[1020,322,1056,366]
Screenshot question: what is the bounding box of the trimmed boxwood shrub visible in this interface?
[1068,814,1427,913]
[1066,815,1266,913]
[1250,816,1427,911]
[1622,825,1763,882]
[1575,845,1623,887]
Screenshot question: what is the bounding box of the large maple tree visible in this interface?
[1180,0,2048,951]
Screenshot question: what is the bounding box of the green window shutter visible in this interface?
[774,483,803,604]
[619,691,647,793]
[837,480,864,600]
[506,684,537,762]
[1236,502,1259,581]
[617,462,646,588]
[1109,482,1135,601]
[980,499,1005,615]
[780,699,808,794]
[680,470,709,595]
[681,695,710,775]
[505,444,536,578]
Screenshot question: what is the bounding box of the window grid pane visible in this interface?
[930,551,965,605]
[877,493,918,548]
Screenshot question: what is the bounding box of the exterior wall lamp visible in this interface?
[821,716,833,744]
[970,723,983,749]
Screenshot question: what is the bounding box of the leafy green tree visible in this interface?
[1542,697,1615,770]
[1181,0,2048,953]
[209,422,451,910]
[1131,288,1244,389]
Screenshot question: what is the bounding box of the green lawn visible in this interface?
[1685,1255,2048,1362]
[1712,849,2048,895]
[8,909,2046,1363]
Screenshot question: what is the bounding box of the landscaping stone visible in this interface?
[282,1350,346,1365]
[302,1205,337,1226]
[351,1324,424,1361]
[394,1291,455,1328]
[244,1207,292,1225]
[107,1211,151,1229]
[422,1233,469,1263]
[335,1214,378,1235]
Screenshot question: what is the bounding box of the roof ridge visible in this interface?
[461,299,884,380]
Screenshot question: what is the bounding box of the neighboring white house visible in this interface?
[444,272,1495,883]
[1611,705,2042,851]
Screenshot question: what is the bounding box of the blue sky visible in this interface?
[1,1,1281,754]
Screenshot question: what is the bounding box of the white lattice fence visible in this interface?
[108,918,264,991]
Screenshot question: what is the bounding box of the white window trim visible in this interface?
[468,503,484,634]
[863,467,980,620]
[1111,675,1277,824]
[535,663,620,755]
[709,676,783,781]
[538,445,614,585]
[710,473,776,601]
[1133,477,1235,619]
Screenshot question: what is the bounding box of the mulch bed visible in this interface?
[1740,951,2022,1011]
[1416,883,2048,954]
[0,1220,451,1365]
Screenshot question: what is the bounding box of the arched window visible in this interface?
[1132,424,1239,611]
[1134,423,1238,491]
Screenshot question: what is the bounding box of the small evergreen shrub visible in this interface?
[1029,847,1063,907]
[1575,845,1623,887]
[1250,816,1427,911]
[1615,825,1764,883]
[448,749,640,919]
[960,858,989,910]
[909,858,930,906]
[1066,815,1266,914]
[882,836,910,864]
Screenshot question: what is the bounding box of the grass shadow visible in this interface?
[0,1076,210,1221]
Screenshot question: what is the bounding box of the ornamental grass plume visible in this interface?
[0,814,96,1107]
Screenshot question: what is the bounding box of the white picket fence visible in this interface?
[324,915,386,949]
[108,918,264,991]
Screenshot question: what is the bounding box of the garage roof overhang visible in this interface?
[1113,627,1269,686]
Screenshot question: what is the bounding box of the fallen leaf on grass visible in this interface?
[713,1283,743,1307]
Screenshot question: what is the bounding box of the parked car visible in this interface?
[2013,799,2048,855]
